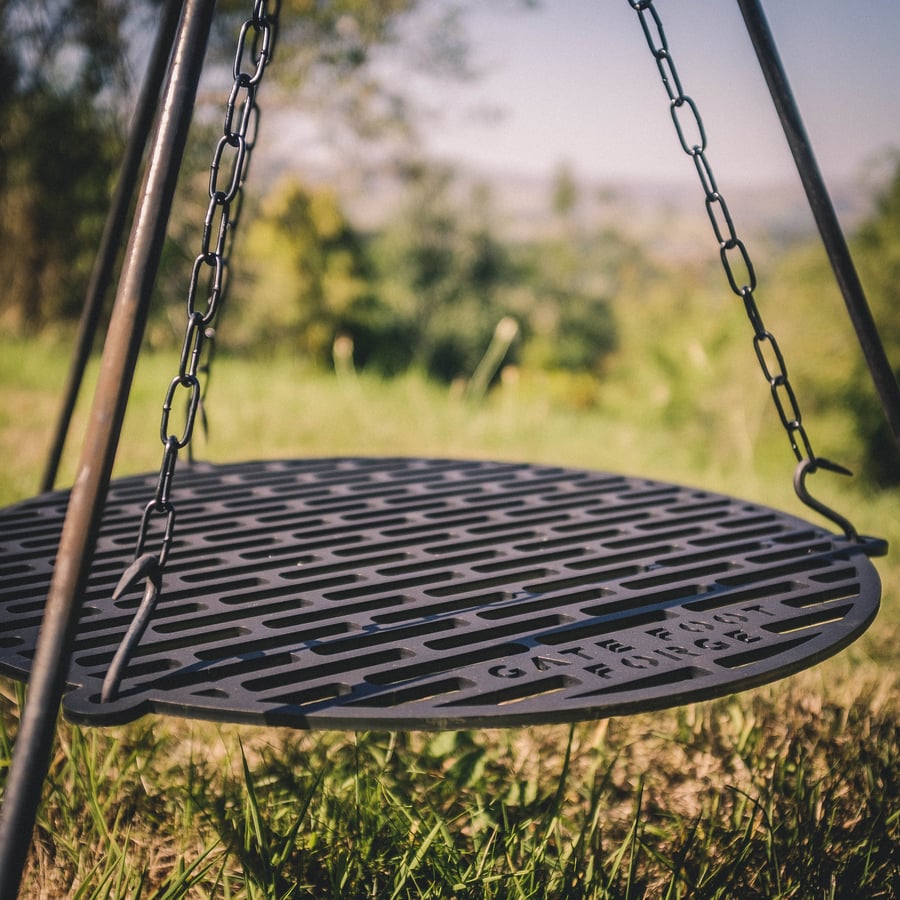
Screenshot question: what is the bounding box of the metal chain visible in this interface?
[189,2,269,460]
[103,1,278,702]
[626,0,859,539]
[141,0,276,560]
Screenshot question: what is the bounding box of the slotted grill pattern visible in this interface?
[0,458,882,728]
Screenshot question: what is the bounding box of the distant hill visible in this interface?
[255,142,872,260]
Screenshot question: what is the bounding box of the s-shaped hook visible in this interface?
[793,457,858,542]
[101,553,163,703]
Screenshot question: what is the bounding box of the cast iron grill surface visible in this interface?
[0,458,881,728]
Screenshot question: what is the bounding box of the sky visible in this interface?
[398,0,900,191]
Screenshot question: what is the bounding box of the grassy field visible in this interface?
[0,335,897,898]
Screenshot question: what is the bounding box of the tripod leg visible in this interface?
[0,2,216,895]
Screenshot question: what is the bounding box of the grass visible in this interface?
[0,333,897,898]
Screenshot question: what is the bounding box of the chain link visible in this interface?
[105,3,278,701]
[127,2,277,570]
[627,0,821,466]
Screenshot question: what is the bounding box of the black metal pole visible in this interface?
[737,0,900,450]
[40,0,185,494]
[0,2,216,895]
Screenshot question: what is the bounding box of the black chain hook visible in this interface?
[628,0,880,552]
[101,1,277,702]
[793,458,858,542]
[101,553,163,703]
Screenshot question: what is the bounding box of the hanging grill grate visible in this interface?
[0,457,882,729]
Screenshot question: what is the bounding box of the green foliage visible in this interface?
[552,163,579,219]
[0,91,114,326]
[370,165,519,381]
[0,0,460,340]
[515,226,625,377]
[231,178,383,365]
[848,157,900,485]
[0,0,142,330]
[753,160,900,489]
[227,163,622,386]
[376,164,623,383]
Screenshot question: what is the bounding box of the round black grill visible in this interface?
[0,458,882,728]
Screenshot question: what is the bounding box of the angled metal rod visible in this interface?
[737,0,900,449]
[0,1,216,895]
[40,0,185,494]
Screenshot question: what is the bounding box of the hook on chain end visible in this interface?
[793,457,858,542]
[101,554,163,703]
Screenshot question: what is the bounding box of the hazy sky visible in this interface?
[406,0,900,190]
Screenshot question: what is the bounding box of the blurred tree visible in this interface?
[366,162,624,385]
[231,176,415,372]
[0,0,473,334]
[551,162,578,220]
[203,0,474,178]
[372,163,519,382]
[151,0,480,350]
[849,156,900,486]
[0,0,152,330]
[514,167,621,376]
[767,156,900,486]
